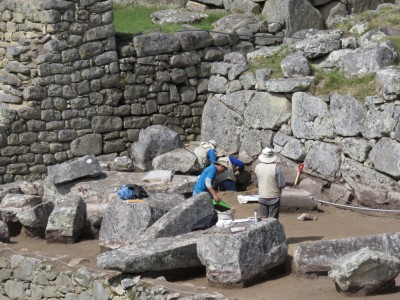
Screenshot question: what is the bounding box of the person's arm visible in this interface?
[229,156,245,170]
[275,165,286,189]
[205,176,220,201]
[207,149,217,163]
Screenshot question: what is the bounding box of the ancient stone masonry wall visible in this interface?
[0,0,121,184]
[0,253,216,299]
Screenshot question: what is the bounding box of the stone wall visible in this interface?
[0,253,218,299]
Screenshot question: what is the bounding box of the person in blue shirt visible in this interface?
[193,159,229,202]
[214,156,246,191]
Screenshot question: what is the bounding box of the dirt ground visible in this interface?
[2,189,400,300]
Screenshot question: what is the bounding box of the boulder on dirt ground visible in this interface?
[328,248,400,296]
[142,192,214,240]
[197,218,288,287]
[97,233,203,273]
[99,193,185,251]
[45,195,87,244]
[47,155,102,184]
[130,125,183,171]
[293,232,400,276]
[16,201,55,238]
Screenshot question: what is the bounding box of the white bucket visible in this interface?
[217,208,235,221]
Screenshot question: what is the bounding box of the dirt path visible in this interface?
[2,190,400,300]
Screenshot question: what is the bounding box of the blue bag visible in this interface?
[118,186,134,200]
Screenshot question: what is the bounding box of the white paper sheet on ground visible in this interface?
[237,195,259,204]
[142,170,172,184]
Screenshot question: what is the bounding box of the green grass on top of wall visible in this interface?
[113,4,230,34]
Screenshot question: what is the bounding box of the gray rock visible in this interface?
[110,156,134,172]
[143,193,214,239]
[341,158,397,190]
[281,188,317,211]
[230,0,261,14]
[133,33,180,57]
[152,148,201,174]
[70,134,102,157]
[285,29,342,59]
[264,77,314,93]
[340,138,371,162]
[293,232,400,276]
[362,104,395,139]
[0,220,10,243]
[46,195,87,243]
[322,183,353,205]
[99,193,185,250]
[376,66,400,101]
[130,125,183,171]
[342,47,397,78]
[319,0,348,28]
[304,141,340,181]
[244,92,291,129]
[197,218,288,286]
[330,94,366,136]
[47,155,102,184]
[291,92,334,140]
[0,194,42,210]
[176,30,213,51]
[312,48,352,71]
[328,248,400,296]
[150,9,208,25]
[221,90,255,114]
[369,137,400,179]
[281,53,311,77]
[273,132,306,161]
[212,13,259,31]
[262,0,324,36]
[239,129,274,163]
[16,202,55,238]
[97,234,202,273]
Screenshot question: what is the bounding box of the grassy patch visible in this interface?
[113,5,229,34]
[248,46,289,78]
[311,69,376,100]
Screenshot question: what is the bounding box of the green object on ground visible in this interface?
[212,199,231,212]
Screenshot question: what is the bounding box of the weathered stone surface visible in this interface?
[150,9,208,25]
[293,232,400,276]
[273,132,306,161]
[369,137,400,179]
[291,92,334,140]
[376,66,400,101]
[264,77,314,93]
[197,218,288,286]
[328,248,400,296]
[330,94,366,136]
[201,96,244,154]
[221,90,255,114]
[281,188,317,211]
[130,125,183,171]
[46,195,87,243]
[99,193,185,250]
[342,47,397,77]
[133,33,180,57]
[70,134,102,157]
[362,104,395,139]
[143,193,214,240]
[16,202,55,238]
[285,29,342,59]
[152,148,201,174]
[304,142,340,181]
[262,0,324,36]
[340,138,371,162]
[244,92,291,129]
[239,129,274,163]
[319,0,348,28]
[110,156,134,172]
[97,234,202,272]
[177,30,213,51]
[0,194,42,209]
[0,220,10,243]
[281,53,311,77]
[47,155,102,184]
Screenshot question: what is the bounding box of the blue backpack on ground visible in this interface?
[118,184,149,200]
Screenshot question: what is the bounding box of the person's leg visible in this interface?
[219,180,237,191]
[268,200,280,219]
[259,202,269,218]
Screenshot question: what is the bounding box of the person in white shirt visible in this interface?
[254,147,286,219]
